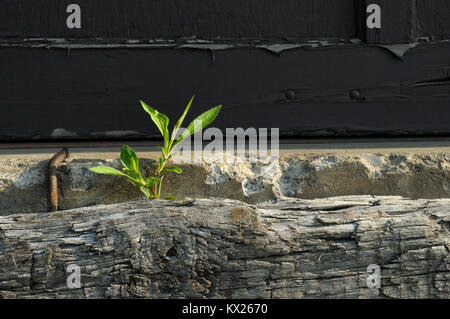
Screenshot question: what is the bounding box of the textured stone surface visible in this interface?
[0,196,449,299]
[1,152,450,215]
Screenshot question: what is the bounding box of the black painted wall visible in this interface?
[1,0,450,141]
[1,0,356,39]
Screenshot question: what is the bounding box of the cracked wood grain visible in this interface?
[0,196,449,298]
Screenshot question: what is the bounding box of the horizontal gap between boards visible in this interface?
[1,137,450,150]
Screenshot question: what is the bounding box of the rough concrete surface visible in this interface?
[0,144,450,215]
[0,196,448,298]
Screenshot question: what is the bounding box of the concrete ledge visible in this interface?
[0,141,449,215]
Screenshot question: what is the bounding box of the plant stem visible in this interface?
[152,156,169,199]
[153,174,158,198]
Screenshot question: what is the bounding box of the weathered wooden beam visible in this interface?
[0,196,448,298]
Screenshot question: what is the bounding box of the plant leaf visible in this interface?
[140,100,170,152]
[163,166,182,174]
[90,166,130,178]
[139,185,151,198]
[170,95,194,147]
[174,105,222,147]
[90,166,143,186]
[120,145,139,171]
[128,179,142,188]
[146,176,156,188]
[165,196,177,201]
[126,170,144,183]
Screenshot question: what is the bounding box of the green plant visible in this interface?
[89,96,221,200]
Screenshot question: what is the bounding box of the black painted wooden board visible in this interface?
[2,1,450,141]
[365,0,414,44]
[1,44,450,141]
[365,0,450,44]
[0,0,356,40]
[416,0,450,40]
[4,0,450,44]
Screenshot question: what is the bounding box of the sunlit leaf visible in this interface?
[174,105,222,148]
[146,176,156,188]
[170,96,194,147]
[120,145,139,171]
[163,166,182,174]
[90,166,129,177]
[140,100,170,152]
[139,185,151,198]
[90,166,143,187]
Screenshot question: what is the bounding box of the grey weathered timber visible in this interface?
[0,196,448,299]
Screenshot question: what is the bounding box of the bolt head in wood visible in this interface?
[285,90,296,100]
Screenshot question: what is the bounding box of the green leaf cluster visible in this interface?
[90,96,222,200]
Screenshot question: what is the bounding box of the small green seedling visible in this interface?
[90,96,221,200]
